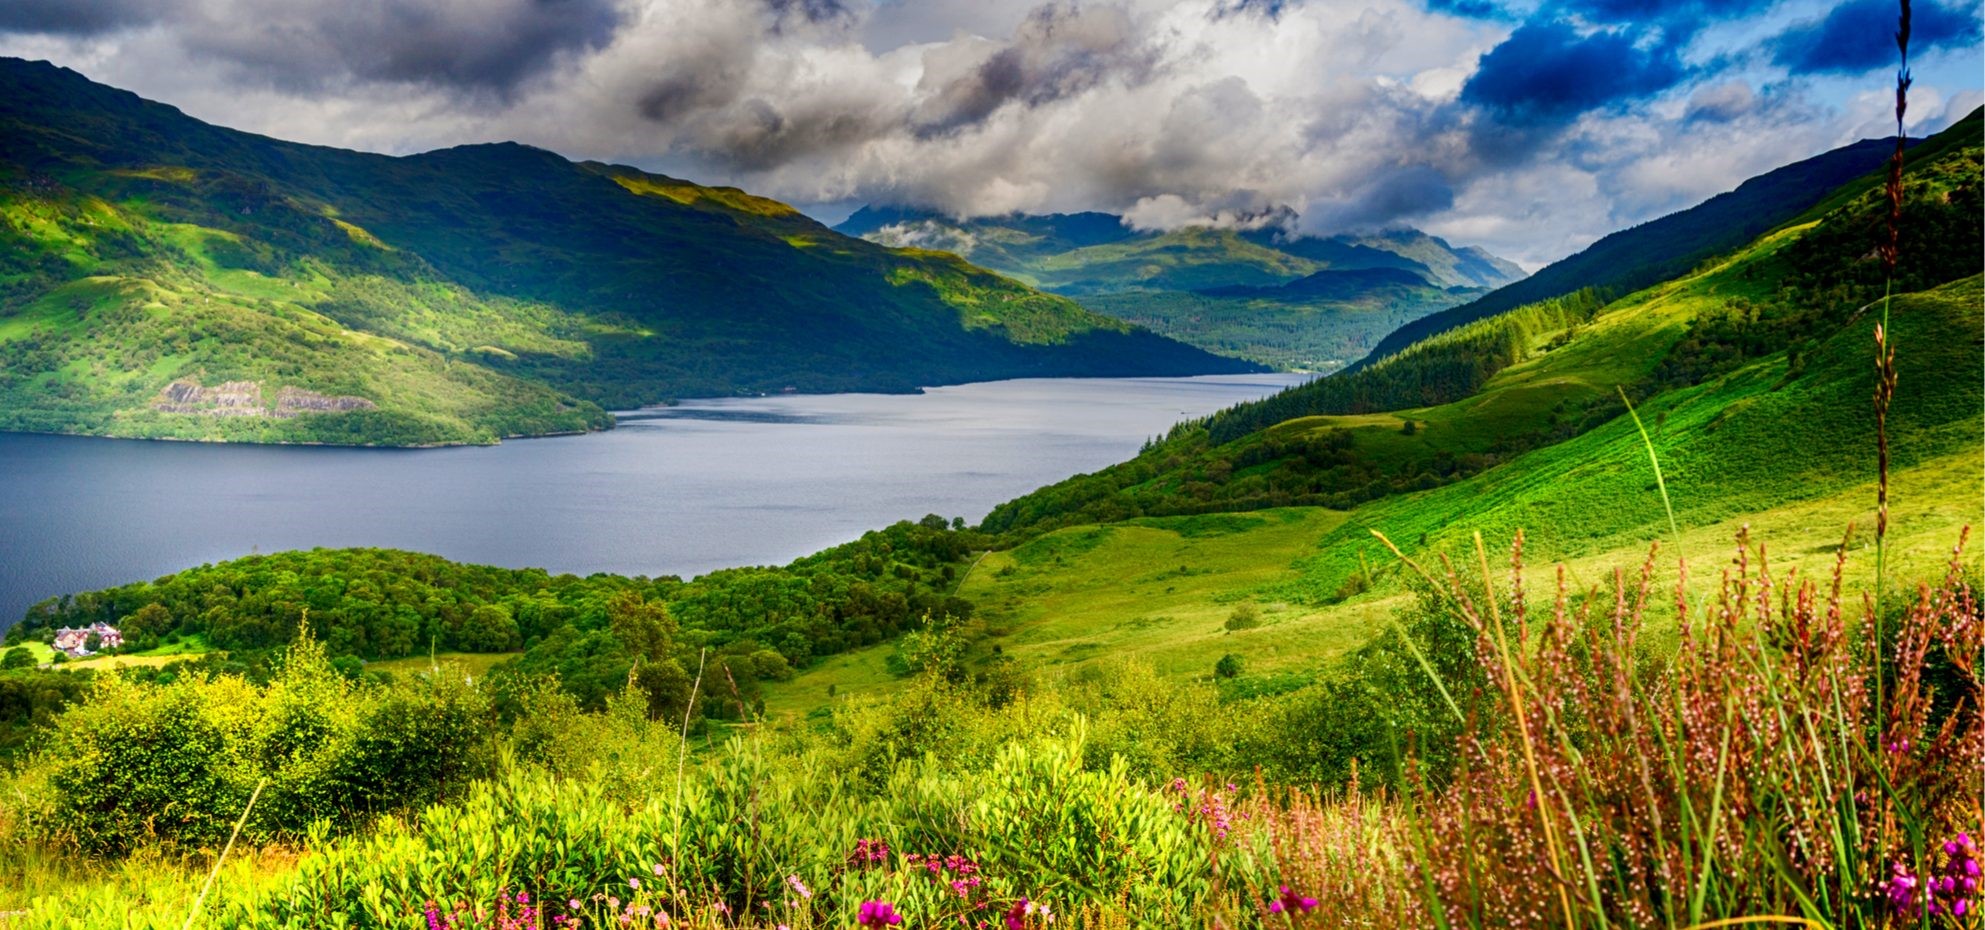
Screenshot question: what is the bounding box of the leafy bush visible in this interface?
[22,632,494,854]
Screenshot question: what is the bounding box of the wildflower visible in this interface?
[1886,864,1919,917]
[629,878,641,890]
[1891,834,1982,919]
[1004,897,1052,928]
[786,874,813,900]
[653,863,666,877]
[849,837,892,867]
[857,900,904,927]
[1267,885,1318,915]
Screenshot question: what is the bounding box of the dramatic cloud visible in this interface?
[1460,21,1686,126]
[1769,0,1982,75]
[0,0,1976,267]
[0,0,622,95]
[0,0,159,35]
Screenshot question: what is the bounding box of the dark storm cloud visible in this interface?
[1460,20,1687,126]
[1768,0,1981,75]
[0,0,624,96]
[911,3,1156,137]
[190,0,624,95]
[0,0,164,35]
[703,96,897,171]
[635,39,757,123]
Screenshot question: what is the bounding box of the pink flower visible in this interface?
[857,900,903,927]
[1267,885,1318,915]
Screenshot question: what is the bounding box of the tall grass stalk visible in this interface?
[1872,0,1912,728]
[670,647,707,905]
[177,778,263,930]
[1619,388,1682,563]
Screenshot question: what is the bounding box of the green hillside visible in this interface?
[1344,114,1979,374]
[0,59,1251,446]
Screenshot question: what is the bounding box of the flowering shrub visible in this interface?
[1384,529,1982,928]
[1889,833,1981,921]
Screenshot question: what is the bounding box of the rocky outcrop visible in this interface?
[274,386,375,415]
[153,379,374,418]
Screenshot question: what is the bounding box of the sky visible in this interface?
[1,0,1979,268]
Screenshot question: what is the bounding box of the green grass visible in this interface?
[763,508,1358,711]
[366,651,516,679]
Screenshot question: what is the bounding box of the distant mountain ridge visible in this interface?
[0,58,1254,446]
[833,206,1523,373]
[834,207,1525,294]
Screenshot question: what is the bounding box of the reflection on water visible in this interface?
[0,373,1308,625]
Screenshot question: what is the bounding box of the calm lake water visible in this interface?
[0,374,1308,626]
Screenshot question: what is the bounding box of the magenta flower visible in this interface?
[849,838,892,867]
[1267,885,1318,915]
[1889,834,1981,919]
[857,900,904,927]
[1004,897,1030,930]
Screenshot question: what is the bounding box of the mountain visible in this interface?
[835,207,1523,294]
[1079,267,1491,372]
[834,206,1523,371]
[0,59,1253,446]
[1343,114,1981,373]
